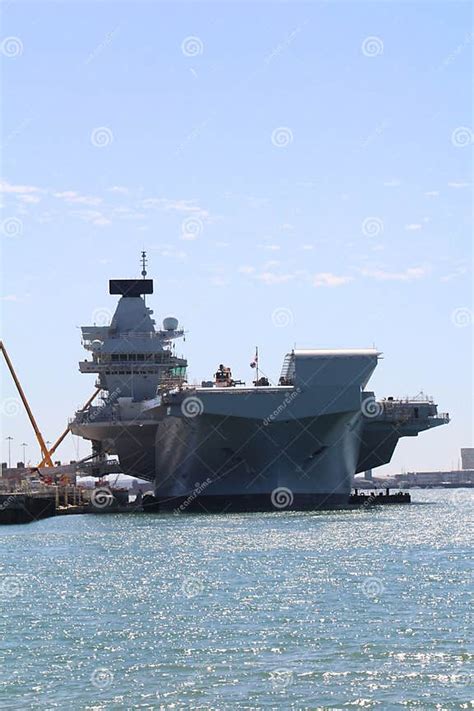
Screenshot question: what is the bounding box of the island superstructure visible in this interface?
[70,260,450,512]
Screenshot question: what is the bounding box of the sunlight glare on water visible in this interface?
[0,489,472,709]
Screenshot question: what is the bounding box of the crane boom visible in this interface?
[0,340,54,467]
[37,387,101,466]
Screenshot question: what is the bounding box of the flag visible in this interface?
[250,347,258,368]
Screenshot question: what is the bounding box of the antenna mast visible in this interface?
[141,250,148,304]
[141,250,147,279]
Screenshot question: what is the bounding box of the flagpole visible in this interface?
[256,346,259,383]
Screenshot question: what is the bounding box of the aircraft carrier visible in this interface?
[69,258,450,512]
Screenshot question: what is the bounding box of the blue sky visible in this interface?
[1,1,472,473]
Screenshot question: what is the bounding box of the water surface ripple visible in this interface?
[0,489,472,709]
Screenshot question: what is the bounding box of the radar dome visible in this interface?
[91,339,103,350]
[163,317,179,331]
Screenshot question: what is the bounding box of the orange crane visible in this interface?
[1,340,54,466]
[37,388,101,466]
[1,340,101,468]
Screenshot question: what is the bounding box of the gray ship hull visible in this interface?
[151,408,363,512]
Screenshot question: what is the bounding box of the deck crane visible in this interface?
[1,340,54,467]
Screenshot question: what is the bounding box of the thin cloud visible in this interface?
[448,181,471,189]
[360,266,427,281]
[141,197,210,220]
[54,191,102,206]
[17,194,41,204]
[0,180,42,194]
[405,223,422,231]
[313,272,353,287]
[255,272,295,285]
